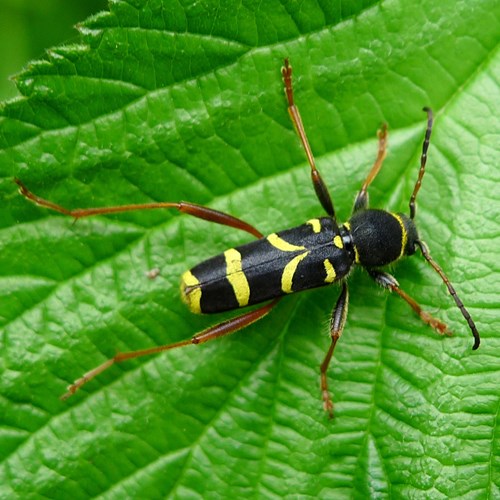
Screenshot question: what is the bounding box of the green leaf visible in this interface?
[1,0,499,497]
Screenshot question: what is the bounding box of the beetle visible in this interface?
[16,59,480,417]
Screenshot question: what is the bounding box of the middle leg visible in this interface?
[281,59,337,226]
[320,282,349,418]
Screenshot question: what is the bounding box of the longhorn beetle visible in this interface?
[16,59,480,417]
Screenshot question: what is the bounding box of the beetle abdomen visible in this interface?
[181,217,353,314]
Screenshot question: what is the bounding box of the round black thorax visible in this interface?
[347,209,418,267]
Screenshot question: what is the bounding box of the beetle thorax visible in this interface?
[345,209,418,267]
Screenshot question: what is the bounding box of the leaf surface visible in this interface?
[1,0,499,498]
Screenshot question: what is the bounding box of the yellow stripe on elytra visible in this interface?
[323,259,336,283]
[306,219,321,233]
[333,235,343,249]
[343,222,360,263]
[281,251,309,293]
[224,248,250,307]
[267,233,306,252]
[180,270,202,314]
[391,213,407,258]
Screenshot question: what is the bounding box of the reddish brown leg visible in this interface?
[320,282,349,418]
[61,298,281,400]
[14,178,263,239]
[368,269,451,336]
[353,124,388,213]
[282,59,337,226]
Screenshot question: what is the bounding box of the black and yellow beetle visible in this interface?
[16,59,480,417]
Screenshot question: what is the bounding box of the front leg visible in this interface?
[368,269,451,336]
[352,124,388,213]
[320,282,349,418]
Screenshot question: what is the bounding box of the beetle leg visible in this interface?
[368,269,451,336]
[320,281,349,419]
[352,124,388,213]
[61,298,281,400]
[282,59,338,227]
[15,179,263,238]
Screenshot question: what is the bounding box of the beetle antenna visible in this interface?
[416,240,480,350]
[409,108,433,219]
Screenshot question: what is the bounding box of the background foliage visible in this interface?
[1,0,499,497]
[0,0,107,100]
